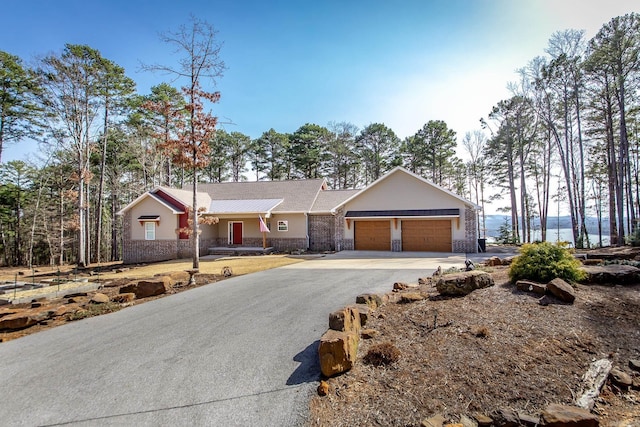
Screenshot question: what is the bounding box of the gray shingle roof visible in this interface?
[209,199,283,214]
[310,189,360,213]
[195,179,326,212]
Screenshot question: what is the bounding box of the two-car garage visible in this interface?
[353,219,452,252]
[340,167,478,254]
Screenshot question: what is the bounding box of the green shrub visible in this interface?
[627,227,640,247]
[508,242,586,283]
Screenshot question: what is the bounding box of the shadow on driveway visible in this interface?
[286,340,321,385]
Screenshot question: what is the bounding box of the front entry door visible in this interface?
[230,222,243,245]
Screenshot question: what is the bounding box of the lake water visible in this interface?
[485,228,612,247]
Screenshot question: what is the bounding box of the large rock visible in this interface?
[354,304,370,326]
[355,293,383,310]
[399,292,425,303]
[582,264,640,285]
[0,308,50,330]
[328,306,361,334]
[547,278,576,303]
[516,280,547,295]
[318,329,359,377]
[485,256,502,267]
[540,404,598,427]
[120,277,170,299]
[0,312,38,330]
[111,293,135,303]
[90,293,110,304]
[436,271,494,296]
[609,368,633,388]
[491,409,520,427]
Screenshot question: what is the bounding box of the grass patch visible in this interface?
[67,302,122,321]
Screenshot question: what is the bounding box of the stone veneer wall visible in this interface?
[334,208,346,251]
[452,206,478,253]
[343,239,354,250]
[309,215,336,251]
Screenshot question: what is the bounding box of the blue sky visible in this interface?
[1,0,638,164]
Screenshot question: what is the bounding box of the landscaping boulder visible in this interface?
[516,280,546,295]
[393,282,409,291]
[111,293,135,303]
[0,309,51,330]
[502,256,517,265]
[609,368,633,388]
[490,409,519,427]
[356,293,383,310]
[120,277,171,299]
[540,404,598,427]
[329,306,361,334]
[90,293,110,304]
[318,329,359,377]
[51,305,74,317]
[629,359,640,372]
[355,303,370,326]
[436,271,494,296]
[485,256,502,267]
[399,292,425,303]
[421,414,446,427]
[547,278,576,303]
[361,329,378,339]
[581,264,640,285]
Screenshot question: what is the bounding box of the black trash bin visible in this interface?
[477,238,486,253]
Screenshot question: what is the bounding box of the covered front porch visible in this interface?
[207,246,275,255]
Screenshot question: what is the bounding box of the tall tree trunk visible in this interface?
[95,102,109,264]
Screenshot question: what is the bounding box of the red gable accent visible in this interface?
[154,189,188,211]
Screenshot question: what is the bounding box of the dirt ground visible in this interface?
[309,266,640,427]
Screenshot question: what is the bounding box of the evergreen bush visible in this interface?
[508,242,586,283]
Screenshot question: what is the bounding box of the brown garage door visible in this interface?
[402,220,452,252]
[354,220,391,251]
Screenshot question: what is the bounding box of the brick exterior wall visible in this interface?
[309,215,336,251]
[122,211,221,263]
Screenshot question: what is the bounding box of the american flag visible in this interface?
[259,215,270,233]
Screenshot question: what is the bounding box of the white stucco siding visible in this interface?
[128,197,178,240]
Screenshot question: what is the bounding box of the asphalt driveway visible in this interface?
[0,252,469,426]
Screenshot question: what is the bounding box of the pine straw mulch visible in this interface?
[309,267,640,427]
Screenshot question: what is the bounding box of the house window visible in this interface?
[277,220,288,232]
[145,222,156,240]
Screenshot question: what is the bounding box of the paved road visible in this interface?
[0,252,468,426]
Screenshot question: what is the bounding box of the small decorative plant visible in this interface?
[508,242,586,283]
